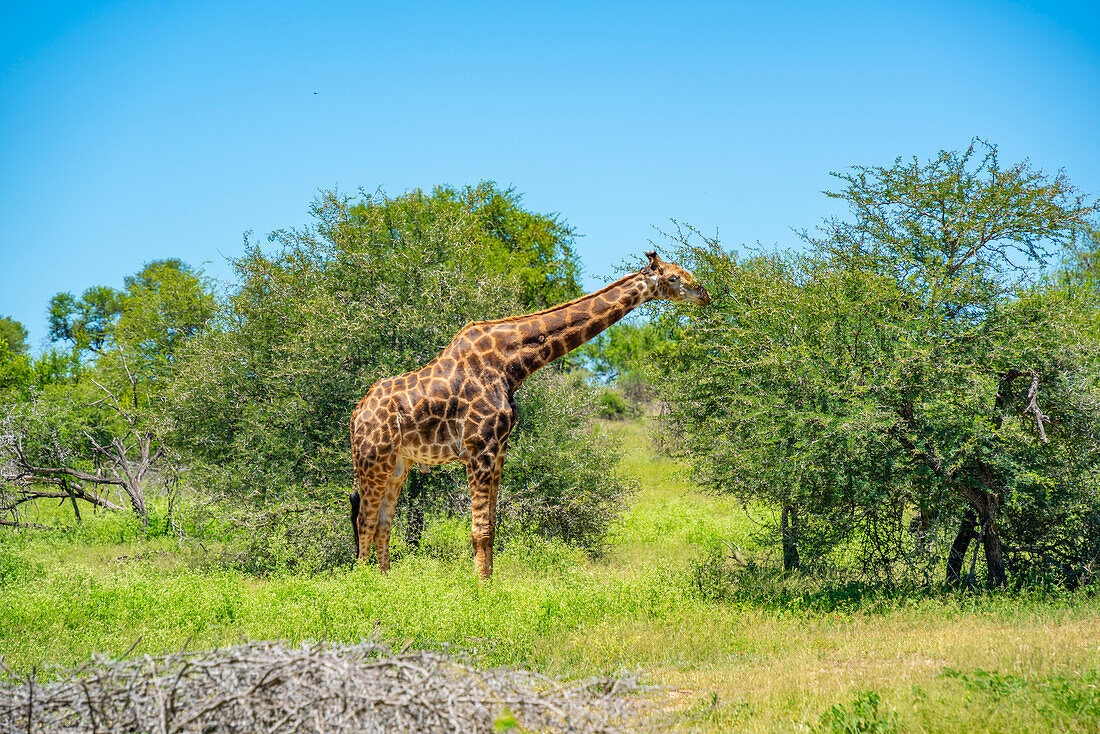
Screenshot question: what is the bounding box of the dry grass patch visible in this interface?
[583,605,1100,732]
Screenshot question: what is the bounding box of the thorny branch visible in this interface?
[0,640,657,733]
[1025,371,1051,443]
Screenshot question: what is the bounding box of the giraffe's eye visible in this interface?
[668,275,679,283]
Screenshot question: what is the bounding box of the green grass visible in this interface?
[608,419,759,567]
[2,417,1098,732]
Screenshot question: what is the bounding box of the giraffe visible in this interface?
[349,249,710,579]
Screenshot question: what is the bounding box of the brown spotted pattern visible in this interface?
[350,250,710,579]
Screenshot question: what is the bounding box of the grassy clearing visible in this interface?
[1,418,1098,732]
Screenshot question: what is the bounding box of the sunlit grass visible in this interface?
[601,418,760,568]
[2,417,1098,732]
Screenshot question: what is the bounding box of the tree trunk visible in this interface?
[947,511,978,587]
[971,466,1008,588]
[957,480,1009,588]
[60,477,81,523]
[980,513,1008,587]
[781,504,800,571]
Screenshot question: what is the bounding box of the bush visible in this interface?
[595,389,637,420]
[207,486,357,576]
[616,370,654,407]
[499,372,635,553]
[816,691,900,734]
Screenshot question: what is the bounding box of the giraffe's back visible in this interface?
[351,361,468,467]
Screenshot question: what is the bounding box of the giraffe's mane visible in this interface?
[463,270,643,331]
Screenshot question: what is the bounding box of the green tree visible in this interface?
[655,141,1099,587]
[581,321,665,382]
[48,286,123,356]
[4,260,213,527]
[110,258,216,383]
[1063,226,1100,297]
[0,317,32,393]
[0,317,28,356]
[431,182,584,310]
[168,187,629,551]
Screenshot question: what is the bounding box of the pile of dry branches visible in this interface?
[0,640,656,733]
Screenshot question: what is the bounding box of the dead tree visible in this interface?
[1,350,167,527]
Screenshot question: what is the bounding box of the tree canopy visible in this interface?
[653,141,1099,587]
[167,185,627,549]
[0,317,28,356]
[48,286,122,356]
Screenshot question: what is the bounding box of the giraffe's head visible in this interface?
[642,250,711,306]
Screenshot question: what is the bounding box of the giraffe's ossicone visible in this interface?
[350,250,710,579]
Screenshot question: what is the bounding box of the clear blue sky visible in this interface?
[2,1,1098,350]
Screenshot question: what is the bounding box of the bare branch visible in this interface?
[0,640,657,732]
[0,518,51,530]
[1025,371,1051,443]
[7,464,126,487]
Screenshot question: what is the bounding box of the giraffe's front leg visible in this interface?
[466,449,505,580]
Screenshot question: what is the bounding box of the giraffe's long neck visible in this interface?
[498,272,654,388]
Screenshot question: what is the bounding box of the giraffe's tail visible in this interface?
[349,487,361,559]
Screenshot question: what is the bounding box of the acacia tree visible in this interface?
[655,142,1098,586]
[48,286,123,357]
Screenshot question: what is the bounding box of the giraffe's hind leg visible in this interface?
[351,403,403,570]
[353,447,400,567]
[372,457,411,573]
[355,473,385,565]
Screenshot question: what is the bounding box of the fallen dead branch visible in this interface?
[0,640,657,733]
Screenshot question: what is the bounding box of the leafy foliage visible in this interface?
[424,183,583,310]
[0,317,28,356]
[654,141,1100,586]
[48,286,123,356]
[168,185,627,552]
[112,259,216,381]
[580,321,666,383]
[498,372,633,551]
[816,691,900,734]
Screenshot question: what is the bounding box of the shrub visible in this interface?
[498,372,635,553]
[595,389,636,420]
[207,486,358,576]
[816,691,901,734]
